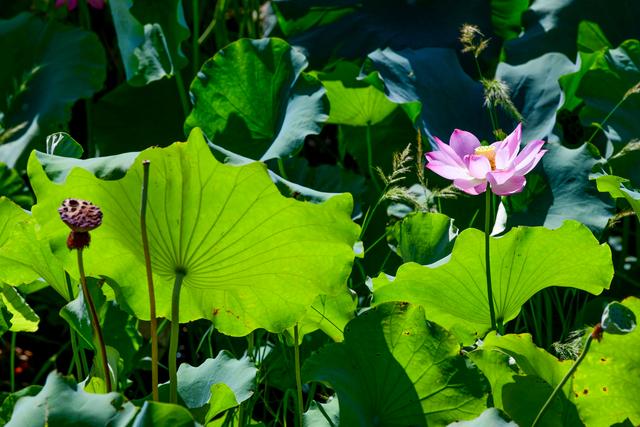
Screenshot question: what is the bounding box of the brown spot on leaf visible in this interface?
[602,387,608,392]
[583,389,589,395]
[600,357,607,363]
[213,308,220,316]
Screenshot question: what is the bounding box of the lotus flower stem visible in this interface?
[77,248,112,392]
[169,271,185,404]
[366,123,382,193]
[531,333,594,427]
[174,71,190,119]
[192,0,200,75]
[293,323,304,427]
[140,160,159,401]
[9,332,16,392]
[65,273,85,380]
[484,190,497,332]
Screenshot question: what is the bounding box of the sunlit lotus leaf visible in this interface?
[28,128,360,336]
[373,221,613,341]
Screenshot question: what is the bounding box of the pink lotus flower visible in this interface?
[55,0,105,11]
[425,124,546,196]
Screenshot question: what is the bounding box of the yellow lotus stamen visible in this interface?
[475,146,496,170]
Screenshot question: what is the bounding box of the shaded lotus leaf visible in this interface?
[0,284,38,333]
[504,0,640,65]
[387,211,458,265]
[500,142,615,237]
[185,38,328,161]
[5,372,133,426]
[109,0,189,85]
[92,79,184,155]
[303,302,487,426]
[0,12,105,168]
[170,351,256,423]
[490,0,528,41]
[469,333,582,426]
[571,297,640,426]
[28,128,360,336]
[448,408,517,426]
[303,398,340,427]
[272,0,494,67]
[373,221,613,341]
[0,163,32,208]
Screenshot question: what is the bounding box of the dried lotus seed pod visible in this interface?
[58,198,103,232]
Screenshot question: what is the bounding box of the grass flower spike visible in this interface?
[425,124,547,196]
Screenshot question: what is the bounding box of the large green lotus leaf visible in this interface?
[185,38,328,161]
[28,128,360,335]
[373,221,613,340]
[469,333,582,426]
[174,350,256,422]
[33,150,138,184]
[6,372,134,426]
[0,12,105,168]
[109,0,189,85]
[315,61,400,126]
[571,297,640,426]
[575,40,640,153]
[364,47,495,143]
[302,302,487,426]
[504,0,640,65]
[387,212,458,265]
[0,284,38,333]
[132,401,196,427]
[272,0,494,67]
[500,142,615,237]
[594,173,640,222]
[93,79,184,155]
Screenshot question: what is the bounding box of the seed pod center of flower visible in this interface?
[474,146,496,170]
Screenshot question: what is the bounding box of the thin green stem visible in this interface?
[586,96,627,145]
[174,70,190,119]
[77,249,111,392]
[485,190,497,332]
[473,58,499,133]
[69,329,84,380]
[531,334,594,427]
[365,123,382,193]
[169,271,185,404]
[293,324,304,427]
[140,160,159,401]
[192,0,200,75]
[10,332,16,392]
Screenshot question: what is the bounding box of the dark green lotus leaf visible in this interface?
[303,302,487,426]
[364,47,495,143]
[0,12,105,168]
[5,372,133,426]
[496,53,577,142]
[28,128,360,336]
[501,142,615,237]
[373,221,613,341]
[469,333,582,427]
[273,0,494,67]
[594,173,640,222]
[174,350,256,422]
[504,0,640,65]
[387,212,458,265]
[0,163,32,208]
[0,284,38,333]
[133,401,196,427]
[601,301,637,334]
[575,40,640,154]
[303,398,340,427]
[0,300,10,336]
[109,0,189,85]
[572,297,640,426]
[185,38,328,161]
[93,79,184,155]
[490,0,528,41]
[45,132,83,158]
